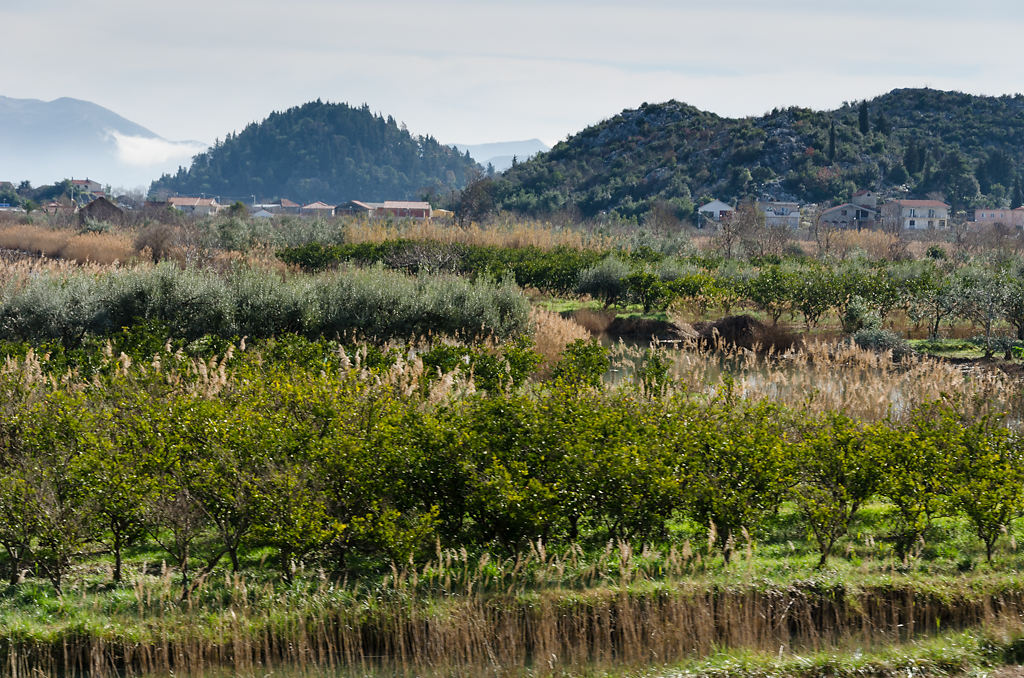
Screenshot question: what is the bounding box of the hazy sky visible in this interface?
[4,0,1024,148]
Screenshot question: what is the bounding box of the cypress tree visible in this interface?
[828,119,836,162]
[858,101,870,135]
[1012,176,1024,209]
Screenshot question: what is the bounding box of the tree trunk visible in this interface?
[113,530,123,584]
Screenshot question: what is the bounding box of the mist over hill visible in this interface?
[452,139,550,172]
[0,96,205,189]
[490,88,1024,221]
[149,101,482,204]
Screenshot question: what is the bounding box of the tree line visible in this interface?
[0,332,1022,598]
[277,240,1024,346]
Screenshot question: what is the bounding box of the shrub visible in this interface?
[853,327,913,360]
[576,256,630,307]
[841,295,881,334]
[550,339,609,387]
[0,265,530,346]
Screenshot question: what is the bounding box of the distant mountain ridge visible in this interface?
[491,88,1024,220]
[452,139,549,172]
[0,96,206,189]
[149,100,482,205]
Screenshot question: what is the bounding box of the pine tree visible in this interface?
[858,101,870,135]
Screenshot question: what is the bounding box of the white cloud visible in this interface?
[108,132,207,167]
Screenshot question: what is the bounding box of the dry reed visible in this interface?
[0,224,136,264]
[2,549,1023,678]
[614,339,1024,424]
[530,307,591,372]
[342,216,614,251]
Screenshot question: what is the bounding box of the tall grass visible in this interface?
[610,339,1024,424]
[0,224,136,264]
[1,554,1023,678]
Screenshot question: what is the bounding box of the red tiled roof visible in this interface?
[279,198,299,207]
[382,201,431,209]
[168,196,217,207]
[302,201,334,209]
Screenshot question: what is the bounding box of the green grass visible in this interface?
[595,627,1024,677]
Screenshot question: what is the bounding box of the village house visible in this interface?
[335,200,433,219]
[972,207,1024,229]
[817,203,879,231]
[378,201,432,219]
[41,200,77,217]
[880,199,949,231]
[70,178,103,196]
[336,200,377,216]
[168,196,222,216]
[755,200,801,229]
[78,196,124,225]
[698,199,734,225]
[258,198,301,215]
[301,201,336,216]
[851,189,878,209]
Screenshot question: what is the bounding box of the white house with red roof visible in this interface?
[881,199,950,231]
[168,196,222,216]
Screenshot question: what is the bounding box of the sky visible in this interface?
[3,0,1024,152]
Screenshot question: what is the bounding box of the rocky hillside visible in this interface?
[491,88,1024,221]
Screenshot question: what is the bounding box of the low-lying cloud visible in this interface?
[109,132,207,167]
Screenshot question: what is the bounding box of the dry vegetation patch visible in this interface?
[0,223,135,264]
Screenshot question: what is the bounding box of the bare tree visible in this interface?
[714,202,758,259]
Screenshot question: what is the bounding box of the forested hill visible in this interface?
[491,88,1024,221]
[149,101,481,204]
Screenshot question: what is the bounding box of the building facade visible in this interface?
[881,199,949,231]
[756,200,801,229]
[818,203,879,230]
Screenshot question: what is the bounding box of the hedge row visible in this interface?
[0,264,530,346]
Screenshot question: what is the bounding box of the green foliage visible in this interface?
[490,89,1024,218]
[852,328,913,361]
[0,264,530,346]
[576,257,631,307]
[149,100,479,203]
[0,329,1022,587]
[791,414,879,566]
[551,339,610,388]
[277,240,604,295]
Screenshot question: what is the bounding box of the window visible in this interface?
[909,219,916,227]
[928,220,935,228]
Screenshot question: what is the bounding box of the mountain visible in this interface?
[491,88,1024,221]
[0,96,205,189]
[451,139,549,172]
[150,101,482,204]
